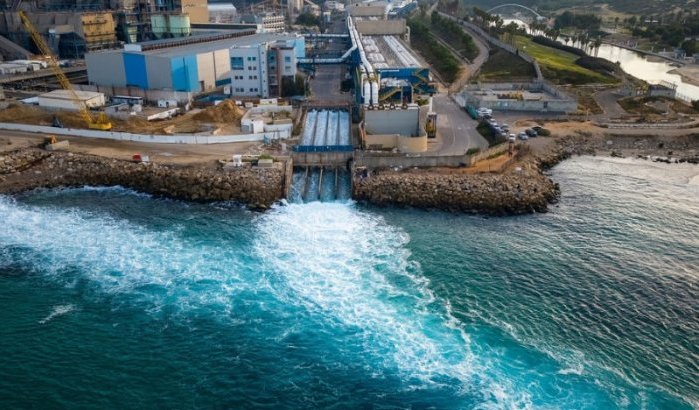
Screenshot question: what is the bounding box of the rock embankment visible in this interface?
[0,148,283,208]
[353,160,559,215]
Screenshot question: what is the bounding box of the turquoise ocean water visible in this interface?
[0,156,697,409]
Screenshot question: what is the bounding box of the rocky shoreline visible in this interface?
[353,133,699,215]
[1,133,697,215]
[0,148,284,209]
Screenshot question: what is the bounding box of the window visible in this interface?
[230,57,244,70]
[246,56,256,61]
[284,56,291,62]
[249,88,255,92]
[284,65,291,71]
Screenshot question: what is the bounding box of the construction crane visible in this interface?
[18,11,112,130]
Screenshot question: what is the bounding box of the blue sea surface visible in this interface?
[0,156,697,409]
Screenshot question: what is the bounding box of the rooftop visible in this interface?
[363,35,422,69]
[88,32,303,59]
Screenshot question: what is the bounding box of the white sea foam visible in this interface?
[254,202,539,410]
[0,193,538,408]
[38,304,76,324]
[0,195,254,317]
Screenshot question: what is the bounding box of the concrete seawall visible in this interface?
[0,149,284,208]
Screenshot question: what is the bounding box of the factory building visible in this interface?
[0,0,208,58]
[85,31,304,99]
[345,16,433,107]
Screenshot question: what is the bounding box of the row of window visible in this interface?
[232,75,259,80]
[232,87,259,93]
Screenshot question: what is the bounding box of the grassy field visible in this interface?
[476,47,536,82]
[513,36,617,85]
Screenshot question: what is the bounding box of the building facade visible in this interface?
[229,39,301,98]
[85,32,304,99]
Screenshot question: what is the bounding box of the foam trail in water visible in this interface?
[255,202,477,388]
[38,304,76,324]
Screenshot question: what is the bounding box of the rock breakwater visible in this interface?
[353,160,559,215]
[0,148,284,208]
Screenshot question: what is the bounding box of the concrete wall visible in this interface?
[0,122,288,144]
[182,0,209,24]
[461,82,578,113]
[291,151,353,166]
[355,20,405,36]
[196,52,217,91]
[145,55,173,90]
[213,49,231,83]
[355,143,510,168]
[365,107,419,136]
[86,51,126,87]
[348,5,386,17]
[77,84,194,104]
[365,134,427,153]
[355,151,473,168]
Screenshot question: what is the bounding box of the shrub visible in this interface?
[466,147,481,155]
[575,56,620,76]
[693,100,699,111]
[532,36,586,57]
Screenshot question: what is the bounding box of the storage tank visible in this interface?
[168,14,191,37]
[150,14,167,39]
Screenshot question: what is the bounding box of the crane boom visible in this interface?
[18,11,111,130]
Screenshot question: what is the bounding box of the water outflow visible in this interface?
[289,166,351,203]
[299,109,351,148]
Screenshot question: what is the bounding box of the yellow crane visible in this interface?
[18,11,111,130]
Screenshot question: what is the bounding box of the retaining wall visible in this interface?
[291,151,354,166]
[0,122,288,144]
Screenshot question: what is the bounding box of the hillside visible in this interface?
[462,0,696,14]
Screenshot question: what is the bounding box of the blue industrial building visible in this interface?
[85,31,305,96]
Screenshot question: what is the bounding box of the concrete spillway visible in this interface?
[298,109,351,149]
[291,109,353,202]
[290,167,352,203]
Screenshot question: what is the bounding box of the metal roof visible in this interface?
[88,33,302,59]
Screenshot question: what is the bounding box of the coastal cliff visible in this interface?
[0,148,284,208]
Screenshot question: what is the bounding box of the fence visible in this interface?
[0,122,288,144]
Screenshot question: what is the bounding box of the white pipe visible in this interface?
[371,79,379,106]
[363,77,370,106]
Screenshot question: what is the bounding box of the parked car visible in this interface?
[525,128,538,137]
[508,134,517,142]
[518,132,529,140]
[532,126,544,133]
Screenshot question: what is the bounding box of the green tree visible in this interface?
[295,12,319,27]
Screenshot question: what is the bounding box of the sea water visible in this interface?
[0,157,697,409]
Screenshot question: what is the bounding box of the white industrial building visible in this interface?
[38,90,106,110]
[230,40,299,98]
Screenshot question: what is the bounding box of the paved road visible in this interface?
[436,11,490,86]
[428,94,489,155]
[593,88,627,120]
[308,64,351,103]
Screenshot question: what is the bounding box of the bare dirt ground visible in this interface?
[669,65,699,88]
[0,132,272,167]
[0,100,245,135]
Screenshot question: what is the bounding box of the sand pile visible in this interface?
[192,100,244,124]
